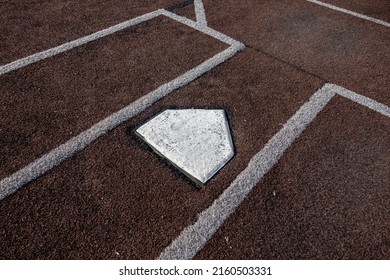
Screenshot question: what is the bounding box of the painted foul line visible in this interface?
[158,83,390,259]
[307,0,390,28]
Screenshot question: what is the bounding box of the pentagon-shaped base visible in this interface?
[135,109,235,185]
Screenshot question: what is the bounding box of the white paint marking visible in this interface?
[330,84,390,117]
[0,11,163,76]
[0,8,242,76]
[161,10,243,47]
[158,84,336,260]
[0,44,244,201]
[194,0,208,27]
[307,0,390,27]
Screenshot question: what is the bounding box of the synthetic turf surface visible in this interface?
[0,0,389,259]
[199,0,390,105]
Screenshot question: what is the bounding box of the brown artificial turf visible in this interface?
[0,0,175,65]
[1,0,388,261]
[201,0,390,106]
[323,0,390,22]
[195,95,390,260]
[0,49,324,259]
[0,15,227,179]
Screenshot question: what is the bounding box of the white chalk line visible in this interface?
[194,0,208,27]
[333,85,390,117]
[0,11,161,76]
[0,9,245,200]
[158,83,390,259]
[160,10,242,46]
[307,0,390,28]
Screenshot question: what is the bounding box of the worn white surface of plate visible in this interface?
[135,109,234,185]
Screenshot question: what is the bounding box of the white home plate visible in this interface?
[135,109,235,185]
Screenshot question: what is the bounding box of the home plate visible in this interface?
[135,109,235,186]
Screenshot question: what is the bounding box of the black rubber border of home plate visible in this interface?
[131,107,236,188]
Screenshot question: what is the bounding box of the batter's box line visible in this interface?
[307,0,390,27]
[165,0,208,27]
[194,0,208,27]
[0,8,241,76]
[0,9,245,200]
[158,83,390,260]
